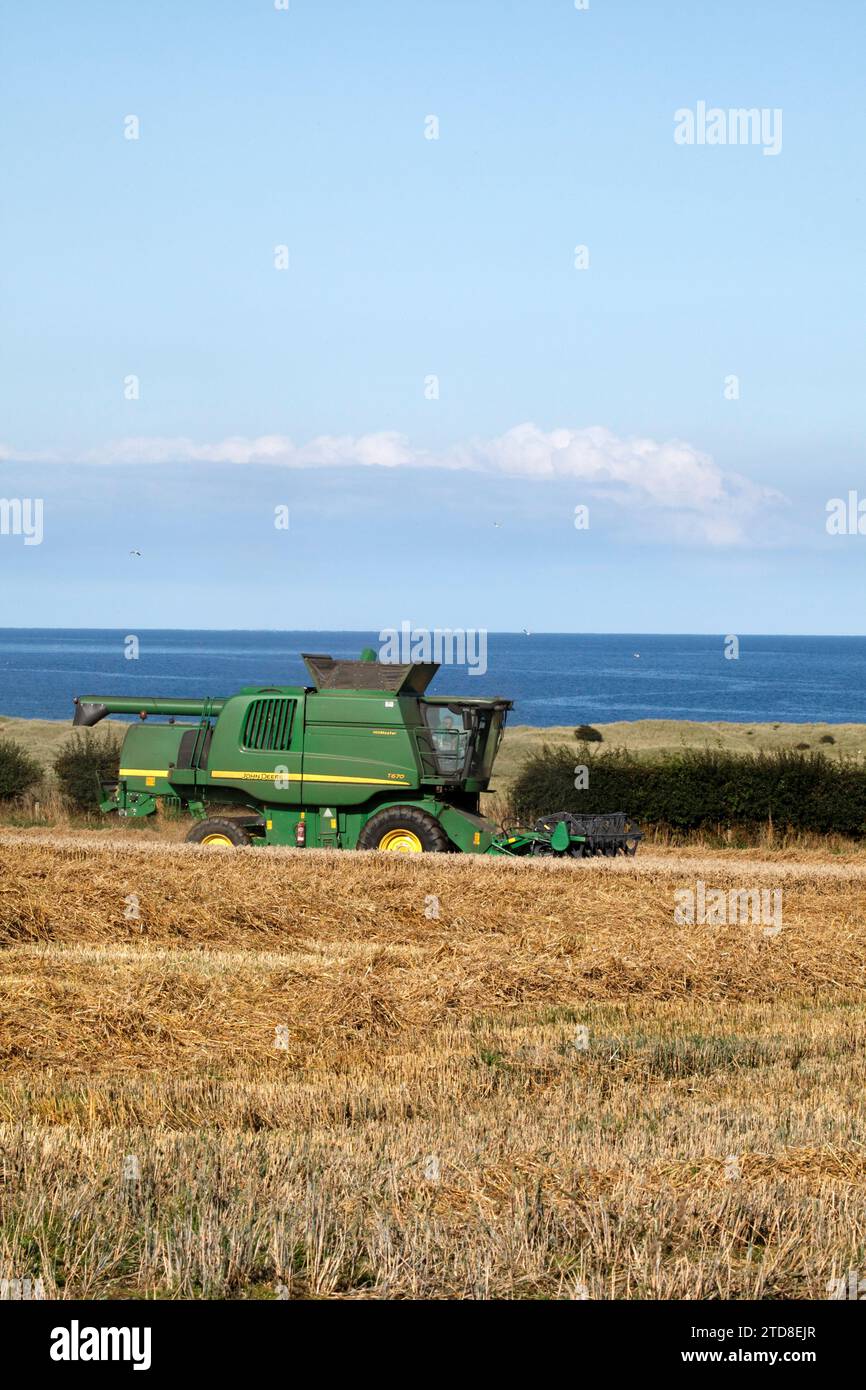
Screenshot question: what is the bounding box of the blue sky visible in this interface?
[1,0,864,632]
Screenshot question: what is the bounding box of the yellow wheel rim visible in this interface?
[378,828,423,853]
[201,833,234,848]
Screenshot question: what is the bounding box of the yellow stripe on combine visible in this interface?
[210,770,300,782]
[302,772,410,785]
[120,768,409,787]
[210,771,409,786]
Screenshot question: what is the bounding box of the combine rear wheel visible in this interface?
[357,806,449,854]
[186,818,252,849]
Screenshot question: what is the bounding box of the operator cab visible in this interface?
[419,699,510,783]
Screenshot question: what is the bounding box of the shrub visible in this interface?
[574,724,603,742]
[511,745,866,837]
[53,731,121,811]
[819,734,836,745]
[0,737,42,800]
[794,742,810,750]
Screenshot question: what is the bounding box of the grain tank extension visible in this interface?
[73,653,641,856]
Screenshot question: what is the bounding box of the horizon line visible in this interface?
[1,627,866,640]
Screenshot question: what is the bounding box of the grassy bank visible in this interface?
[0,715,77,772]
[4,712,866,796]
[2,713,866,849]
[494,719,866,792]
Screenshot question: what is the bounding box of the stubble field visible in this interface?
[1,832,865,1300]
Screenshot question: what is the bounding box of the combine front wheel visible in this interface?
[358,806,449,854]
[186,818,252,849]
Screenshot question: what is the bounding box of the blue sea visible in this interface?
[1,630,865,727]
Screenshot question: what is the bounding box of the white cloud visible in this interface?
[448,424,785,544]
[81,431,415,469]
[0,443,60,463]
[1,423,787,545]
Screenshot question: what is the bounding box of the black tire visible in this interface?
[185,817,252,848]
[357,805,449,853]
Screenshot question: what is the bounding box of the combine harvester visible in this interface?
[73,652,641,858]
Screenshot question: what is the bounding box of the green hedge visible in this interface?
[0,737,42,800]
[512,745,866,837]
[53,731,121,811]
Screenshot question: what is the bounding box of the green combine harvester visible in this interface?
[73,652,641,857]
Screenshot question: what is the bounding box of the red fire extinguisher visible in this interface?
[295,818,306,848]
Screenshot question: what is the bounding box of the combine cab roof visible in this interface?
[422,695,513,708]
